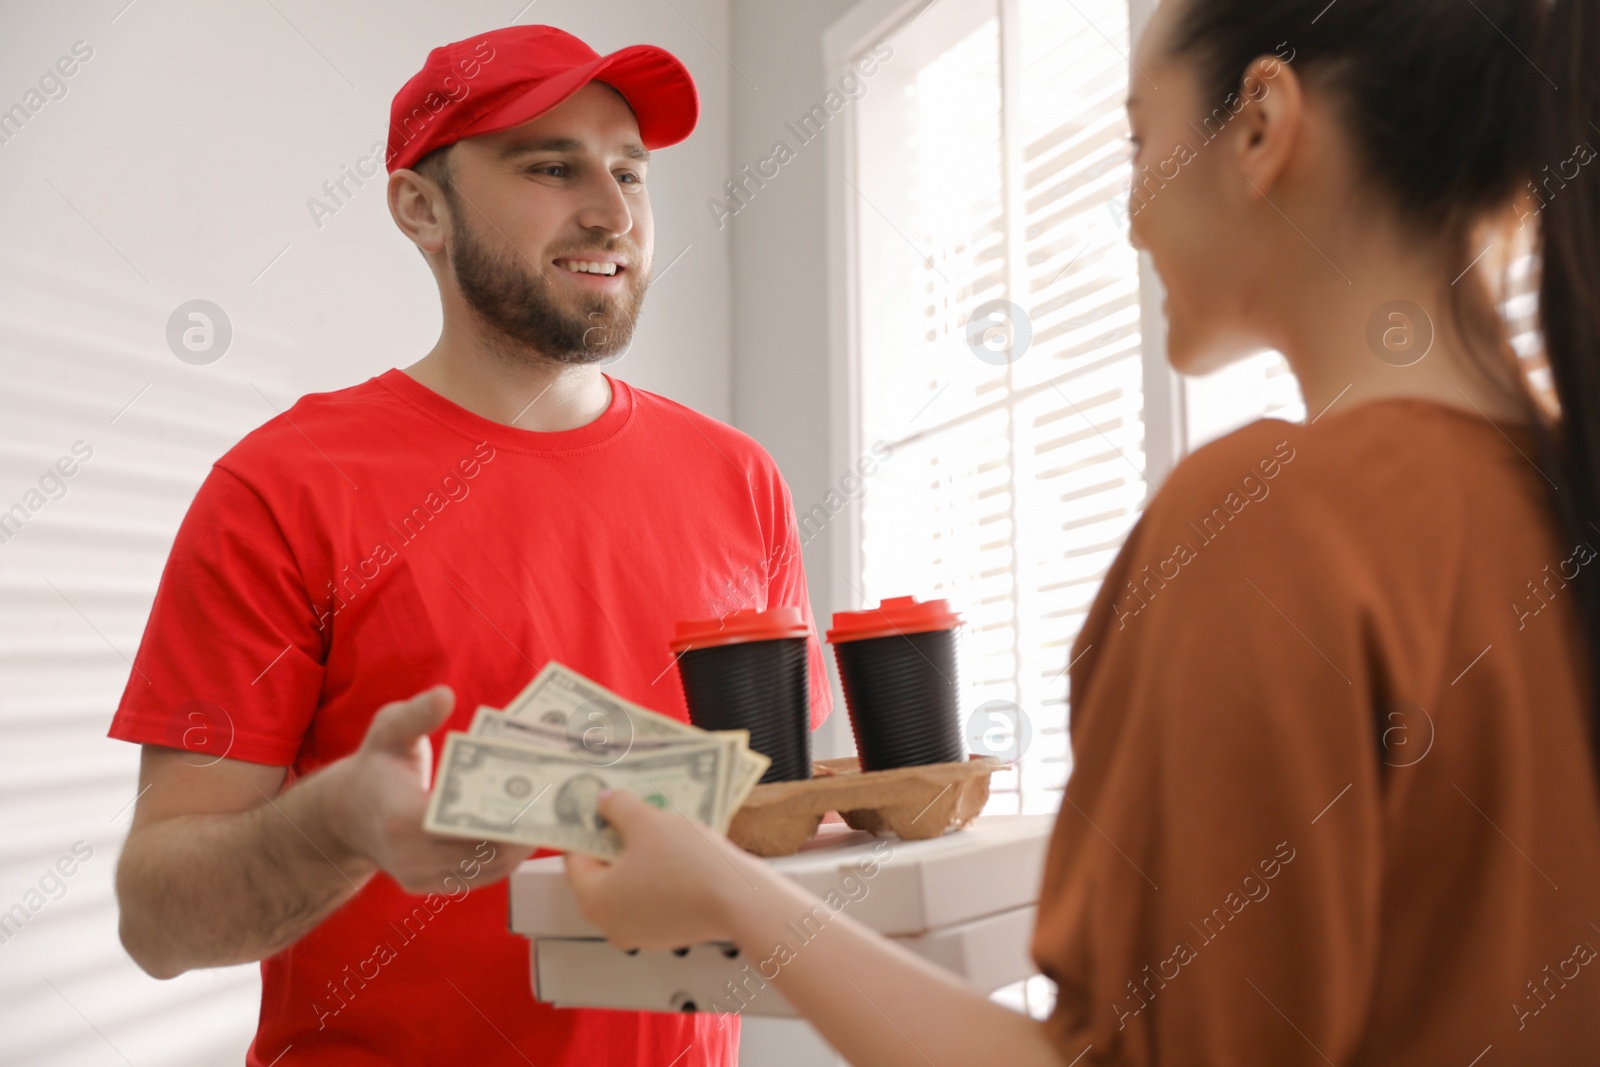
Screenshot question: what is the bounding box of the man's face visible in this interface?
[438,82,654,363]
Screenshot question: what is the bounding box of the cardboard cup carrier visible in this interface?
[671,607,812,783]
[827,596,965,772]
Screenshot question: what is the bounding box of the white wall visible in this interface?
[728,0,863,771]
[0,1,730,1063]
[723,6,869,1059]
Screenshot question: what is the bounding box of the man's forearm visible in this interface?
[116,764,377,979]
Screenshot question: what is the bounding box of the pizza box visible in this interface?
[530,904,1039,1017]
[508,814,1055,940]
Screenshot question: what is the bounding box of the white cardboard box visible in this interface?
[532,904,1039,1017]
[510,814,1056,938]
[508,815,1056,1016]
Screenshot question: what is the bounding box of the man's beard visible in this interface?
[447,204,648,365]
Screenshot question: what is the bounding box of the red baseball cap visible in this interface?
[385,25,699,175]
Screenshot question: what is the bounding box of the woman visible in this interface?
[567,0,1600,1061]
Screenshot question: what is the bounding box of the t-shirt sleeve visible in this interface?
[108,463,328,766]
[1029,428,1383,1065]
[764,473,834,730]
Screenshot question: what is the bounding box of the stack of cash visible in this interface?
[423,661,770,859]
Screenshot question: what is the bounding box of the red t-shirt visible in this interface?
[108,368,832,1067]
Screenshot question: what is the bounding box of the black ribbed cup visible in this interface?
[832,628,963,772]
[676,636,811,783]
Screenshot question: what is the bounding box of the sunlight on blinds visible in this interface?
[853,0,1143,815]
[1184,351,1306,450]
[1501,223,1554,413]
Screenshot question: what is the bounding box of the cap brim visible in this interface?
[461,43,699,151]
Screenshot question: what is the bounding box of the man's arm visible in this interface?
[115,686,528,979]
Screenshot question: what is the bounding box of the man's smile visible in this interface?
[553,255,628,287]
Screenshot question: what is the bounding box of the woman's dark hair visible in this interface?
[1166,0,1600,761]
[1534,1,1600,769]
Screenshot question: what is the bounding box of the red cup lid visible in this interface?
[670,606,810,652]
[826,596,962,643]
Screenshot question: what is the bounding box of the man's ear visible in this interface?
[388,169,450,259]
[1232,55,1304,198]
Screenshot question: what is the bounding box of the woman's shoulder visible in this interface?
[1073,404,1494,691]
[1147,400,1505,551]
[1150,416,1308,523]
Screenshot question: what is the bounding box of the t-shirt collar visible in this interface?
[377,367,633,454]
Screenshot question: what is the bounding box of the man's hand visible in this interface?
[116,685,529,979]
[320,685,528,894]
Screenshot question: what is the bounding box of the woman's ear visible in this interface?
[1232,54,1304,198]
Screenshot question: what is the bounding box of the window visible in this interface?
[845,0,1304,817]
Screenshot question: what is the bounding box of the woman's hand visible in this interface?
[564,789,763,951]
[568,790,1067,1067]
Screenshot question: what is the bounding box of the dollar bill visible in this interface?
[424,732,734,858]
[495,663,773,819]
[471,704,628,750]
[471,703,750,815]
[727,748,772,812]
[504,661,696,742]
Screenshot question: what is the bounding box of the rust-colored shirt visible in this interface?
[1031,399,1600,1065]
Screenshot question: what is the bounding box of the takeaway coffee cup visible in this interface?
[671,607,812,783]
[827,596,965,772]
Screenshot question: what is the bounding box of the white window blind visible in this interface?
[851,0,1147,815]
[1184,351,1305,449]
[1502,224,1553,412]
